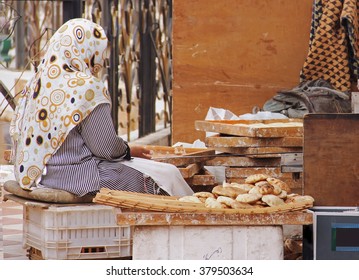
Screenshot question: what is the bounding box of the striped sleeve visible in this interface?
[79,103,130,160]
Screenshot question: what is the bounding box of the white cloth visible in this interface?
[121,157,194,196]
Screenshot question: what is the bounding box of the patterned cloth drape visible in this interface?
[300,0,359,92]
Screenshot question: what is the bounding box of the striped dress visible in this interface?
[39,103,162,196]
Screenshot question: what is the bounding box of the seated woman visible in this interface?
[9,18,193,197]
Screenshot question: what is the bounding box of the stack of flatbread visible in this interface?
[178,173,314,209]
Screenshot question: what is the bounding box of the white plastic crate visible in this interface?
[23,203,132,260]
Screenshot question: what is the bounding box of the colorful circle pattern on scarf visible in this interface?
[10,18,111,190]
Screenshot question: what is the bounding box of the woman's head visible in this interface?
[42,18,109,77]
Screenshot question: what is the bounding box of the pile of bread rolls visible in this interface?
[178,173,314,209]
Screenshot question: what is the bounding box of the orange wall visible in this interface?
[172,0,313,143]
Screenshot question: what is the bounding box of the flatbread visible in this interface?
[178,196,202,203]
[266,177,291,193]
[248,185,261,195]
[235,193,262,204]
[193,192,215,199]
[216,196,235,207]
[212,185,247,198]
[285,195,314,204]
[245,174,269,184]
[230,200,255,209]
[262,194,285,207]
[277,190,287,199]
[230,183,254,192]
[205,197,226,209]
[255,181,275,195]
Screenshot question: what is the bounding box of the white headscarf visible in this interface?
[10,18,111,190]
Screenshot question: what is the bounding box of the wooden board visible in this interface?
[116,211,313,226]
[280,153,303,173]
[178,163,204,178]
[206,134,303,148]
[303,114,359,206]
[225,167,293,179]
[185,168,216,186]
[213,146,302,156]
[172,0,314,143]
[145,145,215,167]
[195,119,303,138]
[205,156,281,167]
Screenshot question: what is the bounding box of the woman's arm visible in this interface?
[128,144,152,159]
[79,103,130,160]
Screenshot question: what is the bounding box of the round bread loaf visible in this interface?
[230,200,255,209]
[212,185,247,198]
[193,192,215,199]
[255,181,275,195]
[216,196,235,207]
[178,196,202,203]
[245,174,269,184]
[261,194,285,207]
[266,177,291,193]
[235,193,262,204]
[230,183,254,192]
[205,197,226,209]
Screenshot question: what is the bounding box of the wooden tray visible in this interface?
[225,167,294,179]
[185,168,216,186]
[212,146,302,157]
[178,162,204,178]
[93,188,313,215]
[145,145,215,166]
[206,134,303,148]
[205,156,281,167]
[195,119,303,138]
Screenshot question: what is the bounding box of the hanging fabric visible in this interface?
[300,0,359,92]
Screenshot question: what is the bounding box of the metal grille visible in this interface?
[0,0,172,141]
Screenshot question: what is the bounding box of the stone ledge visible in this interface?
[130,127,171,146]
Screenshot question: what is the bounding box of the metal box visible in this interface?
[303,207,359,260]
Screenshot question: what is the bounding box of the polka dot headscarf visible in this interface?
[10,18,111,190]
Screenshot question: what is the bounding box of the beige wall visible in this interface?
[172,0,313,143]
